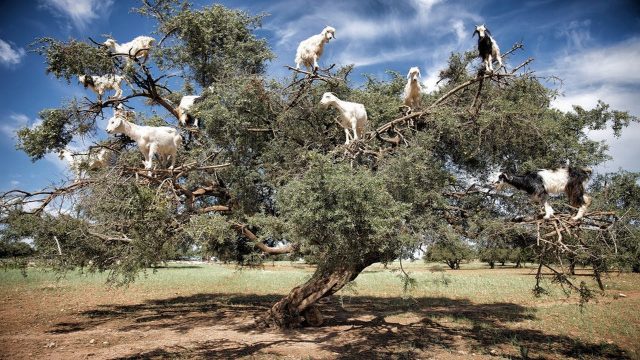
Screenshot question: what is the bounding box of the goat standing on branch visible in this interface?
[320,92,367,145]
[103,36,156,64]
[78,74,124,101]
[495,167,593,220]
[473,24,503,73]
[403,66,422,109]
[295,26,336,72]
[105,108,182,173]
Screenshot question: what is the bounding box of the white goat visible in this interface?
[78,74,124,101]
[403,67,422,108]
[295,26,336,72]
[103,36,156,63]
[105,112,182,172]
[319,92,367,145]
[495,167,592,220]
[61,148,115,179]
[473,24,502,73]
[177,95,201,127]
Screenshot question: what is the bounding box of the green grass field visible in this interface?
[1,261,639,359]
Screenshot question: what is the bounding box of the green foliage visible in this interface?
[589,171,640,272]
[154,4,273,86]
[32,37,113,82]
[0,240,34,258]
[16,108,83,160]
[3,0,638,294]
[278,154,410,271]
[424,232,475,270]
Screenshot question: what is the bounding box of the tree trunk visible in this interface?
[262,266,363,328]
[488,261,495,269]
[567,254,577,275]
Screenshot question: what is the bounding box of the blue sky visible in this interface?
[0,0,639,194]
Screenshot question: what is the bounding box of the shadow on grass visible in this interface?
[49,293,630,359]
[149,265,204,270]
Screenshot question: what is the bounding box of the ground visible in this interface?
[0,262,639,359]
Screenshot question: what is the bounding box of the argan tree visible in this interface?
[1,0,638,328]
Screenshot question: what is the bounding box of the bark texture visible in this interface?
[263,261,374,328]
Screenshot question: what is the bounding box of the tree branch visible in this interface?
[231,222,295,255]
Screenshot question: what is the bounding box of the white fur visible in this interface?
[61,148,114,179]
[498,168,592,221]
[538,168,590,220]
[319,92,367,145]
[103,36,156,63]
[78,74,124,100]
[403,67,422,108]
[177,95,201,127]
[474,25,503,73]
[538,169,570,194]
[295,26,336,71]
[105,112,182,172]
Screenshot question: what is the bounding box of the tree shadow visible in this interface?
[49,293,631,359]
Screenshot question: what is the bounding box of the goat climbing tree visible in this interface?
[1,0,639,328]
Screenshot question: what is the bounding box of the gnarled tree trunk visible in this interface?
[262,263,370,328]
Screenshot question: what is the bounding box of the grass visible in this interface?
[1,260,639,358]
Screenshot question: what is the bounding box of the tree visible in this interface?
[1,1,638,328]
[424,235,475,270]
[589,171,640,273]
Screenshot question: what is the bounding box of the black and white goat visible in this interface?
[473,24,502,73]
[495,167,592,220]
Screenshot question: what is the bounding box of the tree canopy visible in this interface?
[1,0,638,328]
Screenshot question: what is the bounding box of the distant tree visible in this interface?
[1,0,638,328]
[425,237,475,270]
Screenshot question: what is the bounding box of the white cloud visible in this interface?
[556,19,592,50]
[547,37,640,116]
[546,37,640,173]
[0,39,26,66]
[0,113,30,140]
[264,0,478,74]
[450,19,466,44]
[550,37,640,87]
[40,0,114,31]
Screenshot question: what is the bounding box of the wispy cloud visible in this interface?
[263,0,480,81]
[0,39,26,67]
[39,0,114,31]
[548,37,640,114]
[0,113,30,140]
[545,36,640,173]
[555,19,592,51]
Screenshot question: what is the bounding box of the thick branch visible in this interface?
[231,222,294,255]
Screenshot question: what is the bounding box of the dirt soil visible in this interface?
[0,278,637,359]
